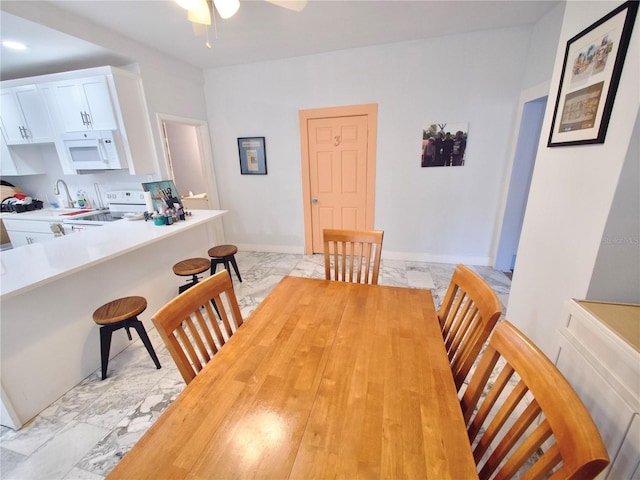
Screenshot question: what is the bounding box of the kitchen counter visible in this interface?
[0,207,101,222]
[0,210,227,429]
[0,210,226,300]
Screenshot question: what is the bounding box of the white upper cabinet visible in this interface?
[0,85,54,144]
[49,76,117,132]
[2,67,157,175]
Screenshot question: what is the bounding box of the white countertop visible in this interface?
[0,207,108,222]
[0,210,227,300]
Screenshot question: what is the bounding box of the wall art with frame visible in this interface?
[238,137,267,175]
[548,1,638,147]
[421,122,469,167]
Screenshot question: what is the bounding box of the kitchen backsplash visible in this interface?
[4,165,156,209]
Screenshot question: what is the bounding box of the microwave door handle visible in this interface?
[97,139,108,161]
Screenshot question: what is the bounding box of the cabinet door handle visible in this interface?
[84,111,92,127]
[18,126,26,139]
[80,111,88,126]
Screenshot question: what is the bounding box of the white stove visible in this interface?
[105,190,148,217]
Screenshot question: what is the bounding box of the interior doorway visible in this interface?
[494,96,548,272]
[299,104,378,254]
[157,114,220,211]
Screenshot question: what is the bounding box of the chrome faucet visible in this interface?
[53,179,75,208]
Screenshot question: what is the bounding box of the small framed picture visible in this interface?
[548,1,638,146]
[238,137,267,175]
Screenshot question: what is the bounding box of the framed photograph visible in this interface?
[548,1,638,147]
[421,122,469,168]
[238,137,267,175]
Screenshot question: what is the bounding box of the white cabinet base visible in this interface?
[554,299,640,479]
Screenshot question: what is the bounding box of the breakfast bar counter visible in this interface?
[1,210,227,300]
[0,210,226,429]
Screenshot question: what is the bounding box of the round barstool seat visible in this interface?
[208,244,238,259]
[92,296,161,380]
[173,257,211,294]
[93,296,147,325]
[208,244,242,283]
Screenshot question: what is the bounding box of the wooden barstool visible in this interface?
[208,244,242,282]
[92,296,161,380]
[173,258,211,294]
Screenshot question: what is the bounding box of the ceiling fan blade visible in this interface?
[187,0,212,25]
[265,0,307,12]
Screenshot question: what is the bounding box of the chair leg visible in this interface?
[99,325,114,380]
[128,318,161,370]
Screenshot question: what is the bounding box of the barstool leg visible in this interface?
[229,256,243,282]
[129,318,162,370]
[210,259,222,276]
[99,325,114,380]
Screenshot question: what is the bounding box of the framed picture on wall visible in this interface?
[421,122,468,167]
[238,137,267,175]
[548,1,638,147]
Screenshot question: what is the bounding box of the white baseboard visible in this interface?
[234,244,491,266]
[235,244,305,255]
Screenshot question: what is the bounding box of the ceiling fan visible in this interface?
[176,0,307,47]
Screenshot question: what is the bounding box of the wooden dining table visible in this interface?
[107,276,478,479]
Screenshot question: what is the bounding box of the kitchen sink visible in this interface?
[58,209,95,216]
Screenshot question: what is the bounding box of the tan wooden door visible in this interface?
[300,104,378,254]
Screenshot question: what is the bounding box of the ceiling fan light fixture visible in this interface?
[213,0,240,19]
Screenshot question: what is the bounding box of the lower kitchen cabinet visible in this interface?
[554,299,640,480]
[2,218,65,247]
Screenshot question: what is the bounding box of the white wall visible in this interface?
[507,0,640,355]
[587,109,640,303]
[204,26,539,262]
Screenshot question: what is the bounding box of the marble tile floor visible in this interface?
[0,252,512,480]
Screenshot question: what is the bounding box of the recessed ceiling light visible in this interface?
[2,41,28,50]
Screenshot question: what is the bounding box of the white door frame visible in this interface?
[491,81,550,269]
[155,113,221,210]
[155,113,224,243]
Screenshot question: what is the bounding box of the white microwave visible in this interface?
[61,130,126,170]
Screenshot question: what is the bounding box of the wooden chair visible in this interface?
[323,228,384,285]
[460,320,609,480]
[152,270,243,385]
[438,264,502,391]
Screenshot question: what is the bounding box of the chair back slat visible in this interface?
[323,229,384,285]
[152,270,244,385]
[461,321,609,480]
[439,264,502,391]
[193,306,220,354]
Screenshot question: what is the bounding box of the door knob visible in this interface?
[311,198,318,204]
